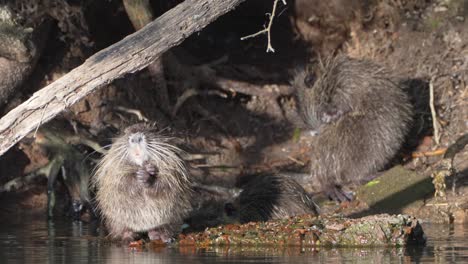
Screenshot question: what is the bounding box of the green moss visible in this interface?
[292,127,302,142]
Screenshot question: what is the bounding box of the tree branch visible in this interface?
[0,0,246,156]
[240,0,286,52]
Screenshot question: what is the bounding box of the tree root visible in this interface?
[18,121,97,219]
[166,52,293,122]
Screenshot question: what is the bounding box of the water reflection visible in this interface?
[0,216,467,263]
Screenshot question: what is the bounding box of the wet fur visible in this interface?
[293,55,413,191]
[92,123,192,237]
[238,174,320,223]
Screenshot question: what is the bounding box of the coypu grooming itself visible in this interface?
[236,174,320,223]
[92,123,192,242]
[293,55,413,201]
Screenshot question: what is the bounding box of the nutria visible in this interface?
[185,183,242,230]
[92,123,192,242]
[293,55,413,201]
[235,174,320,223]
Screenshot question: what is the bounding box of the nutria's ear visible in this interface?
[290,65,317,89]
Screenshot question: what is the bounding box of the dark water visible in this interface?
[0,216,468,264]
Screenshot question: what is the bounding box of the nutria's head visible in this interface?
[120,123,163,166]
[126,132,149,166]
[292,56,349,131]
[93,123,189,189]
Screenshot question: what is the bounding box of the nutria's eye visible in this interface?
[129,135,144,144]
[304,73,316,88]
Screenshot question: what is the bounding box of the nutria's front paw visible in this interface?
[144,162,158,177]
[136,168,151,186]
[324,185,354,202]
[137,163,159,187]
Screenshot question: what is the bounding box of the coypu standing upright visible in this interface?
[235,174,320,223]
[92,123,192,242]
[293,55,413,201]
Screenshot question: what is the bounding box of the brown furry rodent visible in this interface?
[236,174,320,223]
[293,55,413,200]
[92,123,192,242]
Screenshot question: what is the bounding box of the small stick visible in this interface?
[429,77,440,145]
[411,148,447,158]
[240,0,287,53]
[115,106,149,122]
[287,156,305,166]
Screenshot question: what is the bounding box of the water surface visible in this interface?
[0,216,467,263]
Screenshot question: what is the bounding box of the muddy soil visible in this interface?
[0,0,466,223]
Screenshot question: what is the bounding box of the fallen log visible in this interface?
[175,214,425,248]
[0,0,246,156]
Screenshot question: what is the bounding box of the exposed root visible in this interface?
[215,77,293,97]
[166,53,293,121]
[172,88,227,118]
[115,106,150,122]
[65,135,107,154]
[193,103,230,135]
[18,122,95,218]
[0,159,59,192]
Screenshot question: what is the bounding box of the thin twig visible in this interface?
[287,156,305,166]
[429,76,440,145]
[115,106,150,122]
[411,148,447,158]
[240,0,286,53]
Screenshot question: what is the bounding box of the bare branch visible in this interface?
[241,0,287,53]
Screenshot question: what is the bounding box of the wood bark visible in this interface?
[0,0,247,156]
[123,0,171,114]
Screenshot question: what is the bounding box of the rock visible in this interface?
[356,166,434,212]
